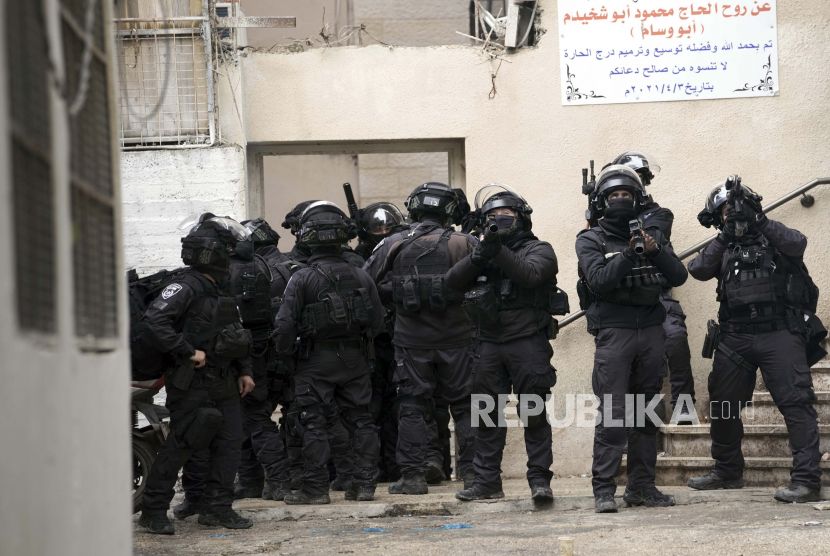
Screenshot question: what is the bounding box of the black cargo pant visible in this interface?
[472,331,556,489]
[709,330,822,490]
[394,345,475,478]
[661,293,696,408]
[182,352,289,502]
[142,377,243,515]
[294,343,379,495]
[592,325,666,496]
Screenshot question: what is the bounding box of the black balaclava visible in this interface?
[601,197,638,236]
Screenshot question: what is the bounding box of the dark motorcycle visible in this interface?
[131,377,169,514]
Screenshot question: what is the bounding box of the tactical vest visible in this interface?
[184,294,244,353]
[228,254,273,328]
[716,239,813,319]
[391,227,464,312]
[268,257,307,315]
[300,262,374,339]
[578,227,666,307]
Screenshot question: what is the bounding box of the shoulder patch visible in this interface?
[161,283,183,299]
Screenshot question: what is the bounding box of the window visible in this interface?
[6,0,56,333]
[61,0,119,341]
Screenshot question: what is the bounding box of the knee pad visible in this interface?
[633,392,662,435]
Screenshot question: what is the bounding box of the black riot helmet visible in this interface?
[612,151,661,186]
[474,183,533,232]
[282,200,320,237]
[298,201,358,248]
[404,182,470,225]
[595,164,647,209]
[178,213,250,271]
[359,202,404,244]
[242,218,280,249]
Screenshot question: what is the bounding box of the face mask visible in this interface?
[603,197,638,230]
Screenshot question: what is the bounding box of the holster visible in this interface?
[702,319,720,359]
[169,359,197,391]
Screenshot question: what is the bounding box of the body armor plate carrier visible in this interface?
[300,262,374,339]
[391,227,464,312]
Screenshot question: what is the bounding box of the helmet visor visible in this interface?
[300,201,346,221]
[474,184,526,211]
[615,151,661,175]
[178,213,250,241]
[364,203,403,234]
[596,164,643,196]
[177,212,215,233]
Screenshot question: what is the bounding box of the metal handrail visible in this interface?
[558,177,830,329]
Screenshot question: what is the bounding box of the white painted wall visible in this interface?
[237,1,830,475]
[122,146,247,276]
[0,0,131,553]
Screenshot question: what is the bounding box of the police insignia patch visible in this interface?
[162,283,183,299]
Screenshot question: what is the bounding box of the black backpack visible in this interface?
[128,268,186,381]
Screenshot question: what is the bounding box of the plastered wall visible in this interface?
[237,0,830,475]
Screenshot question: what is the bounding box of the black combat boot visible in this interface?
[283,491,331,505]
[424,460,446,485]
[330,475,348,492]
[455,483,505,501]
[462,468,476,490]
[198,508,253,529]
[388,473,428,495]
[262,482,290,501]
[233,482,264,500]
[687,471,743,490]
[774,484,821,503]
[623,487,676,507]
[594,493,618,513]
[138,512,175,535]
[172,497,202,520]
[530,484,554,502]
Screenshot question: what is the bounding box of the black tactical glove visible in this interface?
[745,195,767,228]
[721,219,737,242]
[471,233,502,267]
[697,208,715,228]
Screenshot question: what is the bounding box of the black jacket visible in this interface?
[141,268,253,378]
[363,218,478,349]
[273,251,385,356]
[687,218,807,323]
[576,223,688,332]
[639,201,674,241]
[289,244,365,268]
[447,235,559,343]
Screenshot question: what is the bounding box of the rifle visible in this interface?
[582,160,599,226]
[342,182,360,221]
[724,175,762,239]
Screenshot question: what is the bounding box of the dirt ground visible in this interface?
[134,495,830,556]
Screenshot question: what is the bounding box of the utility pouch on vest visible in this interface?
[702,319,720,359]
[546,318,559,340]
[804,310,828,366]
[549,287,571,316]
[402,277,421,311]
[429,276,447,310]
[351,288,373,326]
[464,281,500,326]
[326,293,349,324]
[215,324,252,360]
[576,278,592,311]
[181,406,224,449]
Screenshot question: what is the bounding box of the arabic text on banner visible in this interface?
[557,1,779,105]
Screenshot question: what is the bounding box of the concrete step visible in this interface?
[743,392,830,425]
[661,424,830,458]
[618,456,830,487]
[755,363,830,392]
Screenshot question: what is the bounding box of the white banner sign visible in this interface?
[557,1,779,105]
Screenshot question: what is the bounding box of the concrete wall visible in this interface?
[0,0,131,553]
[122,146,247,276]
[358,152,449,209]
[355,0,471,47]
[238,0,830,475]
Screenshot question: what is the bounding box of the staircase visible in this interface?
[619,354,830,487]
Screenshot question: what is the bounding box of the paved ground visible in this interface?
[134,478,830,555]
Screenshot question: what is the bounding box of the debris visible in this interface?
[362,527,389,533]
[801,521,822,526]
[580,473,589,478]
[559,536,575,556]
[821,452,830,461]
[657,452,667,457]
[813,503,830,511]
[435,524,473,530]
[207,533,233,538]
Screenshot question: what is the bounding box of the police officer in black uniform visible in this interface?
[283,200,366,268]
[138,215,255,535]
[575,166,688,513]
[274,202,385,504]
[447,184,566,502]
[613,152,696,421]
[364,182,478,495]
[687,179,823,503]
[354,202,407,260]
